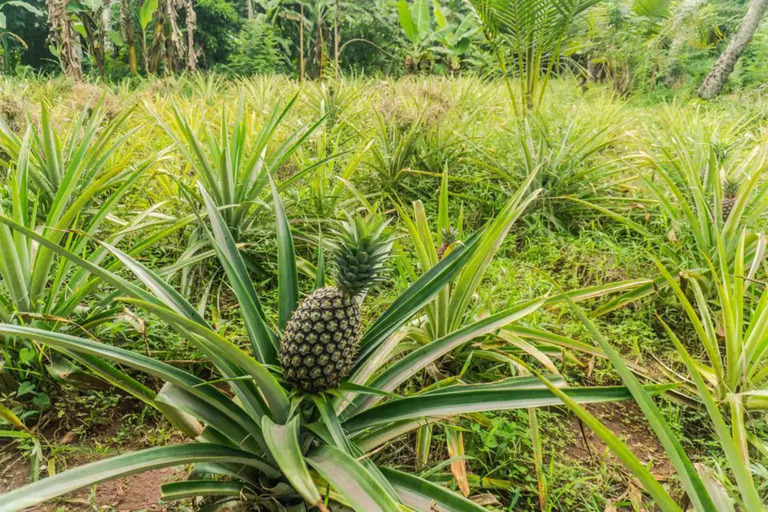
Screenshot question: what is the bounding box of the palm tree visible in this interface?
[468,0,601,113]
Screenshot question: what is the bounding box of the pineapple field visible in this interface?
[5,0,768,505]
[0,73,766,511]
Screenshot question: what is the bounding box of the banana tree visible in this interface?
[397,0,480,73]
[137,0,157,73]
[397,0,444,72]
[0,181,650,511]
[430,0,480,72]
[66,0,109,77]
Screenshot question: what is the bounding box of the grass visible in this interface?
[0,73,767,510]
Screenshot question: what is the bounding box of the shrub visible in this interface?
[220,21,288,77]
[194,0,242,67]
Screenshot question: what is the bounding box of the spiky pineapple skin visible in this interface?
[279,287,360,393]
[721,178,739,221]
[722,197,736,221]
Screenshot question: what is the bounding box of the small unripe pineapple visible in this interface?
[280,215,393,393]
[436,226,459,260]
[721,177,740,221]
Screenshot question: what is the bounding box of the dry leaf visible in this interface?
[119,308,146,338]
[667,228,678,243]
[446,427,469,497]
[716,320,726,338]
[59,431,76,445]
[629,482,643,509]
[469,493,501,506]
[586,356,596,379]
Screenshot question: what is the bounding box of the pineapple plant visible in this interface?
[721,176,740,222]
[0,182,640,512]
[436,225,459,260]
[280,215,393,393]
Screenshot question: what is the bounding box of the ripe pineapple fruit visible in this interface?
[721,177,740,221]
[436,226,459,260]
[280,215,393,393]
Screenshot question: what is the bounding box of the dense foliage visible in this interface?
[2,0,767,98]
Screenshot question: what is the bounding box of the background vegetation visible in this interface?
[2,0,768,99]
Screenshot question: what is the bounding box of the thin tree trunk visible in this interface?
[246,0,253,20]
[334,1,339,78]
[81,15,105,77]
[119,0,138,74]
[185,0,197,70]
[149,0,166,73]
[162,0,183,72]
[316,15,324,78]
[102,0,113,52]
[698,0,768,99]
[299,3,305,81]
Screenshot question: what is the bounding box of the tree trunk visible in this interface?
[119,0,138,74]
[334,0,339,78]
[148,0,166,74]
[299,4,305,81]
[698,0,768,99]
[315,16,324,79]
[162,0,184,73]
[46,0,82,79]
[102,0,113,52]
[185,0,197,70]
[81,15,105,77]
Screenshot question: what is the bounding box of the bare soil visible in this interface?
[564,401,674,480]
[0,399,674,511]
[0,460,184,511]
[0,404,189,511]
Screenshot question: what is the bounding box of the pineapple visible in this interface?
[280,215,393,393]
[721,177,739,221]
[436,226,459,260]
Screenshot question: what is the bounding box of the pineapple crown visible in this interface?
[711,140,730,163]
[723,176,741,196]
[330,213,394,297]
[440,225,459,245]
